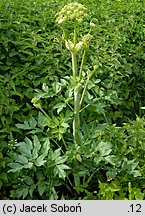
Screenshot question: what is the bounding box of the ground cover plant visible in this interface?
[0,0,145,199]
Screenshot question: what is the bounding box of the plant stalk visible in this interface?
[71,50,81,187]
[79,50,86,80]
[72,52,77,82]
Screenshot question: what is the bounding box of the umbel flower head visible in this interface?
[56,2,88,24]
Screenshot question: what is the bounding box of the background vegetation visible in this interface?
[0,0,145,199]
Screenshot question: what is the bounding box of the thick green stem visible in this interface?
[72,52,77,81]
[73,85,81,143]
[71,52,81,145]
[71,50,81,187]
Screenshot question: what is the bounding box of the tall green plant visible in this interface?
[55,2,96,187]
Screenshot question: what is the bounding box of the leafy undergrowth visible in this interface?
[5,115,145,199]
[0,0,145,199]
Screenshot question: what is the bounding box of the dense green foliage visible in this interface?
[0,0,145,199]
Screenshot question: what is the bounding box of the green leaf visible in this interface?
[33,135,41,151]
[122,159,141,177]
[51,115,60,126]
[24,162,33,169]
[38,111,46,126]
[36,170,45,181]
[55,156,67,165]
[58,164,70,170]
[93,141,112,165]
[16,185,29,199]
[42,83,49,93]
[52,81,61,94]
[94,155,102,165]
[16,121,30,130]
[14,155,28,165]
[61,122,69,128]
[122,159,138,172]
[132,188,144,200]
[106,168,118,179]
[35,155,46,167]
[54,165,65,179]
[54,164,70,179]
[32,148,38,160]
[97,141,112,157]
[53,148,61,159]
[17,143,32,159]
[0,173,8,182]
[29,184,36,197]
[29,117,37,128]
[37,181,47,196]
[24,176,34,186]
[76,154,82,162]
[82,121,90,138]
[8,163,24,172]
[95,103,106,114]
[41,138,50,156]
[130,170,142,177]
[25,137,33,150]
[53,102,66,114]
[105,155,121,166]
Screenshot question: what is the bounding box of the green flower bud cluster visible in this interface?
[90,18,98,29]
[65,40,83,52]
[74,34,92,52]
[82,34,92,49]
[56,2,87,24]
[31,97,41,109]
[65,33,92,52]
